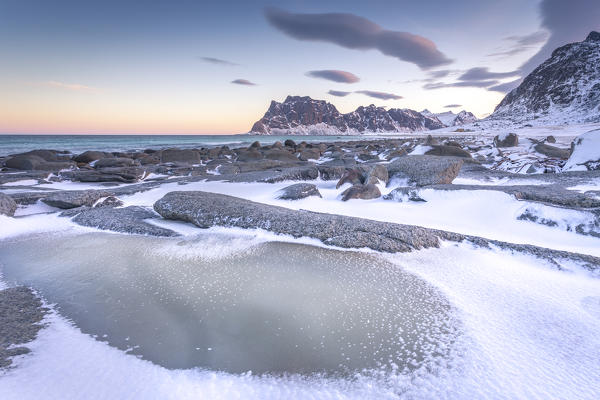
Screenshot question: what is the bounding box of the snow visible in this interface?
[563,129,600,171]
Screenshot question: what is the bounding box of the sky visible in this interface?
[0,0,598,134]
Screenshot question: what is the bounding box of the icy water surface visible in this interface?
[0,232,457,376]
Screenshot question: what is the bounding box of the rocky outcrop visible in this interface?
[250,96,445,134]
[341,184,381,201]
[42,190,111,209]
[491,31,600,124]
[563,129,600,171]
[494,133,518,147]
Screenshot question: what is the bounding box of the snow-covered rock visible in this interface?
[250,96,445,135]
[421,110,478,127]
[490,31,600,125]
[563,129,600,171]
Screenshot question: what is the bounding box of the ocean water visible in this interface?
[0,134,401,157]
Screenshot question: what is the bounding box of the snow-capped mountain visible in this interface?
[421,109,478,126]
[250,96,445,135]
[491,31,600,125]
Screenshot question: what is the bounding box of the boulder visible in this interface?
[365,164,388,185]
[263,149,299,162]
[277,183,322,200]
[298,149,321,161]
[4,155,74,171]
[236,149,263,162]
[94,157,137,168]
[94,196,124,208]
[546,135,556,143]
[73,151,111,163]
[62,167,146,183]
[494,133,518,147]
[42,190,111,209]
[336,168,364,188]
[563,129,600,171]
[0,192,18,216]
[425,145,472,158]
[534,143,570,159]
[284,139,296,148]
[385,149,408,160]
[159,149,201,164]
[341,184,381,201]
[386,155,463,186]
[249,141,261,149]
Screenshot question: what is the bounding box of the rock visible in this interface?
[563,129,600,171]
[154,191,459,252]
[284,139,296,148]
[0,193,18,216]
[534,143,570,159]
[0,287,48,369]
[365,164,388,185]
[341,184,381,201]
[385,149,408,160]
[249,141,261,149]
[4,155,74,171]
[42,190,111,209]
[159,149,201,164]
[94,196,124,208]
[73,151,111,163]
[494,133,518,147]
[357,153,378,162]
[236,149,263,162]
[62,206,178,236]
[263,149,299,162]
[61,167,146,183]
[336,168,364,188]
[425,145,472,158]
[383,187,426,202]
[386,155,464,186]
[546,135,556,143]
[277,183,322,200]
[298,149,321,161]
[94,157,137,168]
[425,135,439,145]
[445,140,462,147]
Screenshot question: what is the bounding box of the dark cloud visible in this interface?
[264,7,452,70]
[520,0,600,76]
[423,80,499,90]
[356,90,402,100]
[444,104,462,108]
[328,90,351,97]
[487,31,548,57]
[201,57,238,66]
[306,70,360,83]
[458,67,519,81]
[488,79,522,93]
[231,79,256,86]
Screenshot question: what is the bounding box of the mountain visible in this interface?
[421,109,478,126]
[491,31,600,124]
[250,96,445,135]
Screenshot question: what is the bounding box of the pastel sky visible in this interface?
[1,0,598,134]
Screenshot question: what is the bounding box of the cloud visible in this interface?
[428,70,452,79]
[356,90,402,100]
[264,7,452,70]
[444,104,462,108]
[42,81,99,92]
[423,80,499,90]
[488,79,522,93]
[231,79,256,86]
[458,67,519,81]
[520,0,600,76]
[201,57,238,66]
[306,70,359,83]
[328,90,351,97]
[487,31,548,57]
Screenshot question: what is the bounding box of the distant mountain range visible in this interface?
[490,31,600,125]
[250,96,474,135]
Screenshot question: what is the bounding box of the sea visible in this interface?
[0,134,402,157]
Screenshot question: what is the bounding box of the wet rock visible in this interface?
[42,190,111,209]
[341,184,381,201]
[383,187,426,202]
[365,164,388,185]
[0,287,48,369]
[425,145,472,158]
[277,183,322,200]
[0,193,18,216]
[94,157,138,168]
[387,155,463,186]
[534,143,570,159]
[494,133,518,147]
[63,206,178,236]
[336,168,364,188]
[73,151,111,163]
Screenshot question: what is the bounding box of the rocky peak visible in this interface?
[585,31,600,42]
